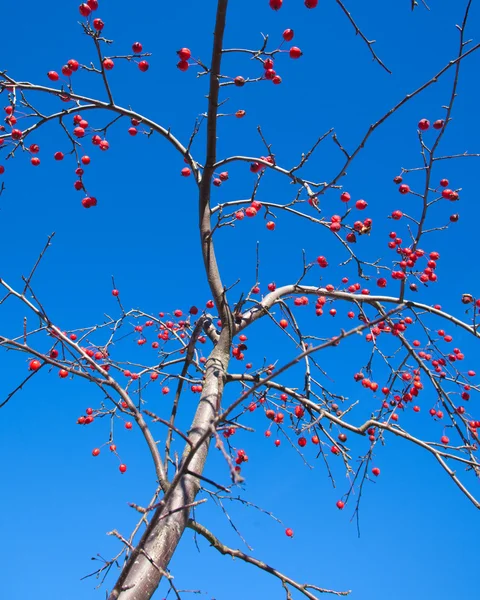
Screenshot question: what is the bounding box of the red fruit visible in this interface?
[177,60,189,72]
[29,144,40,153]
[440,178,449,187]
[119,464,127,473]
[235,211,245,220]
[181,167,191,177]
[294,405,305,418]
[61,65,73,77]
[128,127,138,136]
[355,199,367,210]
[112,289,119,296]
[219,171,229,181]
[138,60,149,72]
[177,48,191,61]
[289,46,302,59]
[433,119,444,130]
[81,196,97,208]
[372,467,380,476]
[87,0,98,8]
[132,42,143,53]
[283,29,294,41]
[92,448,100,457]
[317,256,328,268]
[162,386,170,395]
[269,0,283,9]
[418,119,430,131]
[29,359,42,371]
[59,369,69,378]
[298,437,307,447]
[79,3,91,17]
[11,129,23,140]
[440,435,449,445]
[31,157,40,166]
[279,319,288,329]
[285,528,294,537]
[377,278,387,288]
[81,155,90,165]
[245,207,257,217]
[68,59,79,72]
[93,18,104,31]
[399,184,410,194]
[391,210,403,220]
[103,58,114,70]
[73,126,85,138]
[340,191,351,202]
[234,76,245,87]
[48,71,59,81]
[305,0,318,7]
[235,110,246,118]
[125,422,133,430]
[336,500,345,510]
[266,221,275,231]
[54,152,64,161]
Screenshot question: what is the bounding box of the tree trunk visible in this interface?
[108,337,230,600]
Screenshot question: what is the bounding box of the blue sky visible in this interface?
[1,1,480,599]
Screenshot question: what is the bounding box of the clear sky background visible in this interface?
[1,1,480,599]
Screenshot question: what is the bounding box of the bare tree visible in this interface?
[1,1,480,598]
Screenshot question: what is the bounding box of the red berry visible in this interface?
[340,191,351,202]
[132,42,143,53]
[177,48,191,61]
[289,47,302,59]
[103,58,114,70]
[283,29,294,41]
[269,0,283,9]
[48,71,59,81]
[181,167,191,177]
[355,199,367,210]
[177,60,189,72]
[138,60,149,72]
[336,500,345,510]
[266,221,275,231]
[418,119,430,131]
[399,184,410,194]
[68,59,79,72]
[87,0,98,9]
[29,359,42,371]
[119,464,127,473]
[305,0,318,6]
[285,527,294,537]
[54,152,64,161]
[92,448,100,457]
[279,319,288,329]
[79,3,91,17]
[93,18,104,31]
[433,119,444,130]
[372,467,380,476]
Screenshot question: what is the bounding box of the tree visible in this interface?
[1,0,480,598]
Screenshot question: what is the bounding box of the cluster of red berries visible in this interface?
[77,2,148,72]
